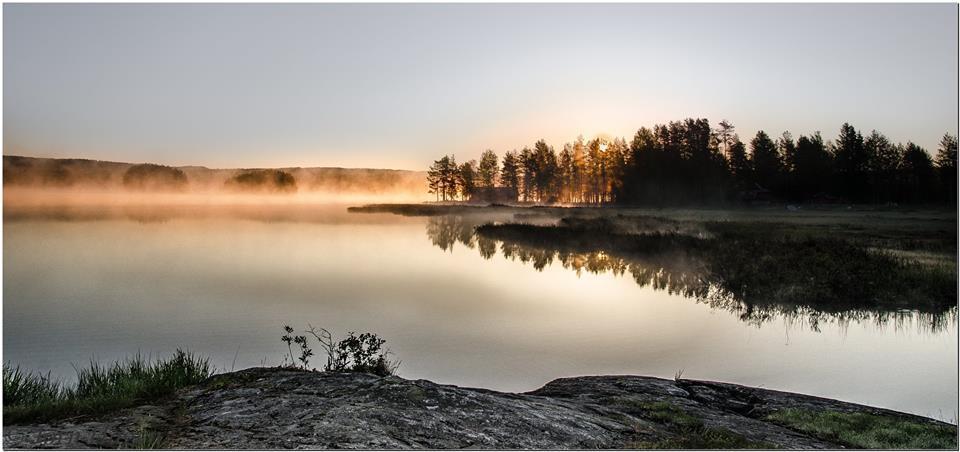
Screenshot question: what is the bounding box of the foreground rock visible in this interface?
[4,368,955,449]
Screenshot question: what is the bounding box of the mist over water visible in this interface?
[3,202,957,422]
[3,155,430,204]
[3,188,428,208]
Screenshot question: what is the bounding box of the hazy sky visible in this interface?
[4,3,958,170]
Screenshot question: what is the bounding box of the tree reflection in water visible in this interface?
[424,215,957,334]
[425,215,476,251]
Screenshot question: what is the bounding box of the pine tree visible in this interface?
[750,130,781,190]
[864,130,900,203]
[457,160,477,200]
[500,151,521,196]
[901,143,935,203]
[477,150,499,188]
[833,123,868,201]
[935,133,958,203]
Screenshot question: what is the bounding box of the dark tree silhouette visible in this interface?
[225,169,296,193]
[427,155,459,201]
[715,120,737,159]
[426,160,441,201]
[500,151,521,196]
[519,147,536,202]
[441,156,459,200]
[727,137,750,192]
[936,133,958,203]
[778,132,797,175]
[792,133,834,200]
[833,123,869,202]
[864,130,901,203]
[458,160,477,200]
[532,140,558,202]
[558,144,576,202]
[900,143,936,203]
[123,163,188,191]
[750,130,781,190]
[477,150,499,188]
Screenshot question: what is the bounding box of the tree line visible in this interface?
[426,119,957,205]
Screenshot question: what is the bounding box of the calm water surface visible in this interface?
[3,204,957,421]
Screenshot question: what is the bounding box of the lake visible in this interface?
[3,203,957,421]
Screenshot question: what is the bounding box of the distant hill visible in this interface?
[3,156,427,195]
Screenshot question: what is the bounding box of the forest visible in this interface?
[426,119,958,205]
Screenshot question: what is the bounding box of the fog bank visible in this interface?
[3,156,428,205]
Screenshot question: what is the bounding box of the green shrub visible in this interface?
[283,325,398,377]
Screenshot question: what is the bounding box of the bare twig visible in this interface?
[306,324,336,371]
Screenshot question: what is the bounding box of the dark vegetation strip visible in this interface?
[705,219,957,254]
[347,203,521,216]
[2,349,213,425]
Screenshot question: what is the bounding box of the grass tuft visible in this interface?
[3,349,213,425]
[3,365,64,408]
[130,417,168,449]
[639,401,705,430]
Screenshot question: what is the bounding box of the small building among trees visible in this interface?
[469,187,517,204]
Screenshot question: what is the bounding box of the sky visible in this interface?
[4,3,958,171]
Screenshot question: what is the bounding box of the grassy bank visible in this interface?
[766,409,957,449]
[3,349,213,425]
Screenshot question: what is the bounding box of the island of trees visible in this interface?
[224,169,298,193]
[122,163,189,191]
[427,119,957,205]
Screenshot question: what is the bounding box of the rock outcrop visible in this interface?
[3,368,953,449]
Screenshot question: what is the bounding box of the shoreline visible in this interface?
[4,367,957,449]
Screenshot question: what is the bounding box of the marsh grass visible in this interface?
[705,234,955,312]
[3,349,213,425]
[766,408,958,449]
